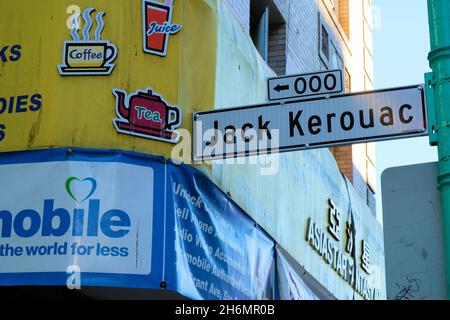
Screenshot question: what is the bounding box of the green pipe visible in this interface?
[427,0,450,299]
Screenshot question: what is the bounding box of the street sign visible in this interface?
[193,85,427,161]
[268,70,343,101]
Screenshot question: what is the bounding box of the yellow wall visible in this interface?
[0,0,217,159]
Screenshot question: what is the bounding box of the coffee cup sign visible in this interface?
[64,42,116,69]
[58,8,118,76]
[112,87,182,144]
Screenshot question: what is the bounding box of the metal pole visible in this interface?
[427,0,450,299]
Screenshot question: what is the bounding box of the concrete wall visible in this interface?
[210,0,386,300]
[223,0,250,33]
[382,163,447,300]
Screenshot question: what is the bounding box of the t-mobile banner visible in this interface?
[165,162,276,300]
[0,148,165,288]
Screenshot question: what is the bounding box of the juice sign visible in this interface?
[142,0,182,57]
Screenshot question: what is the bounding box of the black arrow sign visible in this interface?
[274,84,290,92]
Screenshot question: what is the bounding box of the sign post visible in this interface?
[427,0,450,299]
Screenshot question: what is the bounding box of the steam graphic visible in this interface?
[70,13,80,41]
[95,12,105,40]
[82,8,95,40]
[70,8,105,41]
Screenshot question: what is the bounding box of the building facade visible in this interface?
[221,0,376,216]
[206,0,384,299]
[0,0,385,300]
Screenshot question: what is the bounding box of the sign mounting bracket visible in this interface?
[425,72,438,146]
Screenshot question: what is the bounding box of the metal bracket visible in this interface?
[425,72,438,146]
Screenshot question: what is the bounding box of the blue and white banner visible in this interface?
[165,163,275,300]
[0,148,278,299]
[276,248,320,300]
[0,148,165,288]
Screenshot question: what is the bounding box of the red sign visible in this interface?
[112,87,182,143]
[142,0,182,57]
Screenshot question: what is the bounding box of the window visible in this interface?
[366,141,377,216]
[318,15,341,69]
[250,0,286,75]
[326,0,338,15]
[328,0,337,9]
[363,19,373,54]
[344,67,351,93]
[324,0,350,40]
[366,157,376,192]
[363,0,373,27]
[321,26,330,61]
[367,189,376,217]
[364,48,373,82]
[251,2,269,61]
[330,43,343,70]
[366,143,376,167]
[364,73,372,91]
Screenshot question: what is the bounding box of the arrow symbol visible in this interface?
[274,84,289,92]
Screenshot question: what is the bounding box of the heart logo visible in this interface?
[65,177,97,203]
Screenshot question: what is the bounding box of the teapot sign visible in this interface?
[112,87,182,144]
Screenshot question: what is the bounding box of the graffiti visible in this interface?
[394,277,421,300]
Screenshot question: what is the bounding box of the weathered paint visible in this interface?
[211,0,386,300]
[0,0,216,160]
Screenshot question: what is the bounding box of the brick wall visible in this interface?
[277,0,323,74]
[338,0,350,39]
[225,0,325,73]
[268,23,287,75]
[331,146,353,182]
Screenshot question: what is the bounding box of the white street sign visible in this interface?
[268,70,344,101]
[193,85,427,161]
